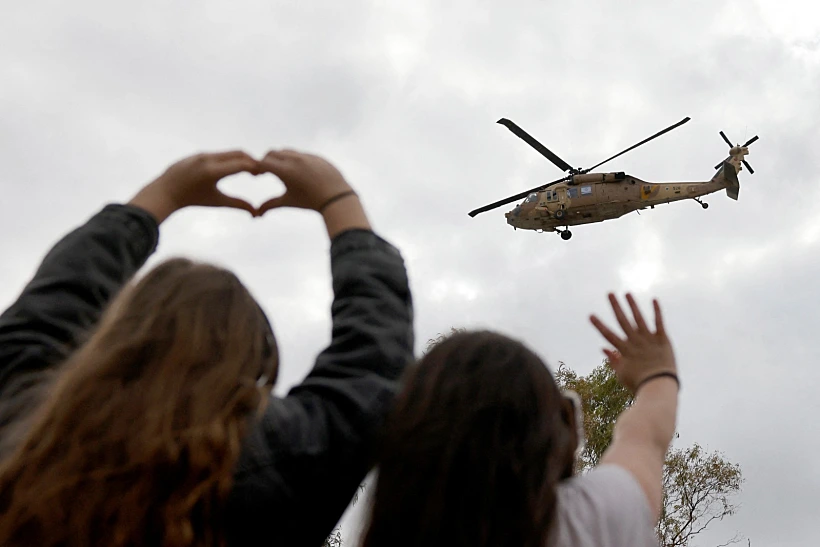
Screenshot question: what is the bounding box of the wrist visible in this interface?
[321,194,371,238]
[127,184,179,225]
[635,371,679,394]
[317,189,357,213]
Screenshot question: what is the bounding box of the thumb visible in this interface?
[216,193,256,216]
[257,194,289,216]
[604,349,622,369]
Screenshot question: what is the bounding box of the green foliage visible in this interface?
[554,361,633,470]
[658,444,744,547]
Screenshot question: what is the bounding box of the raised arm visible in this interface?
[0,205,159,434]
[590,294,679,523]
[225,150,414,547]
[0,150,260,441]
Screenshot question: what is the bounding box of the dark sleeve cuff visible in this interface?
[97,203,161,258]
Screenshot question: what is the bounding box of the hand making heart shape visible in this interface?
[128,149,359,224]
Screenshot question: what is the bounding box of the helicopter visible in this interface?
[468,117,758,240]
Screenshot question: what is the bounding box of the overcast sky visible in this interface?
[2,1,819,545]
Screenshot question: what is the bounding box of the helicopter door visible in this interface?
[557,188,570,208]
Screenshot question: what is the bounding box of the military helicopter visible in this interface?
[468,117,758,240]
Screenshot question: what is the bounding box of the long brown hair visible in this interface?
[361,330,576,547]
[0,257,277,547]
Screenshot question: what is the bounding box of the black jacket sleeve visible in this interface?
[0,204,159,440]
[226,229,415,547]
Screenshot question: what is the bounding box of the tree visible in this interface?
[657,444,743,547]
[554,361,632,471]
[554,361,744,547]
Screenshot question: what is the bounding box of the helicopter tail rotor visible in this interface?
[714,130,758,173]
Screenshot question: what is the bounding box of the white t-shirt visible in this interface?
[549,464,659,547]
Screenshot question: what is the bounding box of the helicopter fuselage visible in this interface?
[504,171,726,232]
[469,115,756,239]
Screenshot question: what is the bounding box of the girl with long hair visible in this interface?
[0,149,414,546]
[361,295,679,547]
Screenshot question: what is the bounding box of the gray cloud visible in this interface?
[2,1,819,545]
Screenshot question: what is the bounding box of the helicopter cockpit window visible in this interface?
[524,193,538,204]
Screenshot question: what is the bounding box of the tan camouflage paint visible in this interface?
[504,146,749,233]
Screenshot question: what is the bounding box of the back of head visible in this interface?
[361,330,576,547]
[0,257,278,547]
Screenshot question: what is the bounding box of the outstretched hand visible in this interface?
[590,293,677,394]
[129,151,261,223]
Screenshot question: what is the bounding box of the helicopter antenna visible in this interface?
[584,117,691,172]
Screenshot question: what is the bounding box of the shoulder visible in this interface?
[550,465,658,547]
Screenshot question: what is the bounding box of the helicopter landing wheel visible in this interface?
[701,202,709,209]
[560,230,572,241]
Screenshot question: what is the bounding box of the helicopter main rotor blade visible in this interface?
[468,177,567,217]
[719,130,734,147]
[743,135,759,147]
[742,159,754,174]
[497,118,575,173]
[585,117,691,172]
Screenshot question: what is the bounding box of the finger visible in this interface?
[609,293,636,338]
[626,293,650,333]
[258,154,295,177]
[207,150,262,173]
[257,195,289,215]
[209,157,261,179]
[215,193,256,216]
[603,349,621,368]
[590,314,628,352]
[261,150,289,162]
[653,299,666,337]
[209,150,255,161]
[278,148,306,158]
[261,149,306,163]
